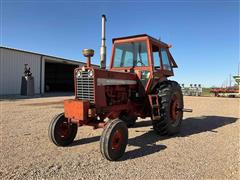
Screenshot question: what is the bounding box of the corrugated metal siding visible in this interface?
[0,48,41,95]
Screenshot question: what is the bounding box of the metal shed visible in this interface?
[0,47,91,95]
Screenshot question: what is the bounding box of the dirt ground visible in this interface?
[0,96,239,179]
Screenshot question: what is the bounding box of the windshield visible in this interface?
[113,41,149,68]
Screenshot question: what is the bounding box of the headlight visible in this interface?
[76,70,82,78]
[88,70,94,77]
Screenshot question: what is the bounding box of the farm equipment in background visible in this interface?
[210,74,240,98]
[210,87,239,97]
[181,84,202,96]
[48,15,191,161]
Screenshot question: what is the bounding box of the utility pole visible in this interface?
[238,63,240,76]
[230,74,231,87]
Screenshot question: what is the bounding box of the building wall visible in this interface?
[0,47,98,95]
[0,48,41,95]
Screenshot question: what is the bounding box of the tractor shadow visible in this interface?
[121,115,238,160]
[179,116,238,137]
[134,115,238,137]
[70,116,238,160]
[70,136,100,146]
[122,131,167,161]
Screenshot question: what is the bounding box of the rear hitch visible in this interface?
[177,108,193,112]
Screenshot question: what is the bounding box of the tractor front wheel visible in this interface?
[48,113,78,146]
[100,119,128,161]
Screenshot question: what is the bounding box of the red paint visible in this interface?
[111,129,124,150]
[64,100,90,123]
[170,95,178,123]
[64,34,177,128]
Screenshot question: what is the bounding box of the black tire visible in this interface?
[120,112,137,127]
[48,113,78,146]
[152,80,183,136]
[100,119,128,161]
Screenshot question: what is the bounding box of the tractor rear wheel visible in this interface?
[152,81,183,135]
[100,119,128,161]
[48,113,78,146]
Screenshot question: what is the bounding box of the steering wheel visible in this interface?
[136,60,145,66]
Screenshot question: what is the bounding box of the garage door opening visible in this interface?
[45,62,78,92]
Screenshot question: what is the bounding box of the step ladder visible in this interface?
[148,95,161,120]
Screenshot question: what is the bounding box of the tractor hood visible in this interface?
[74,67,138,110]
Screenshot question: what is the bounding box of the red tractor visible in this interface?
[49,15,188,161]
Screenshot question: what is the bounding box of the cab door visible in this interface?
[152,43,162,76]
[160,48,173,75]
[151,43,174,88]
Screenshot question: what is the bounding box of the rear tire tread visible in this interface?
[152,80,183,136]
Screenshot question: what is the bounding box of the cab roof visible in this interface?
[112,34,169,48]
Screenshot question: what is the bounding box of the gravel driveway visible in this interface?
[0,96,239,179]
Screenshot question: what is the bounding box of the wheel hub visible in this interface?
[111,130,123,150]
[57,121,71,139]
[170,95,179,123]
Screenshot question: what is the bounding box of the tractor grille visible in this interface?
[76,70,95,103]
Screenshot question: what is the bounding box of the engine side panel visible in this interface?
[93,69,138,109]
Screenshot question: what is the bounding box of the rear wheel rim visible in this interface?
[170,95,179,124]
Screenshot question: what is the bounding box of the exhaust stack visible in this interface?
[100,14,106,69]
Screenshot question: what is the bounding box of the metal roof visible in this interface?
[0,46,99,66]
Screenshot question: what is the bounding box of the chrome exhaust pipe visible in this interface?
[100,14,106,69]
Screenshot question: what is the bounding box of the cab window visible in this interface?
[113,41,149,67]
[161,49,171,71]
[114,48,124,67]
[152,45,161,69]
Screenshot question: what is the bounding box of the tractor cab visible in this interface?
[110,34,178,91]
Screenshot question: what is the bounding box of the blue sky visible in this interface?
[1,1,239,87]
